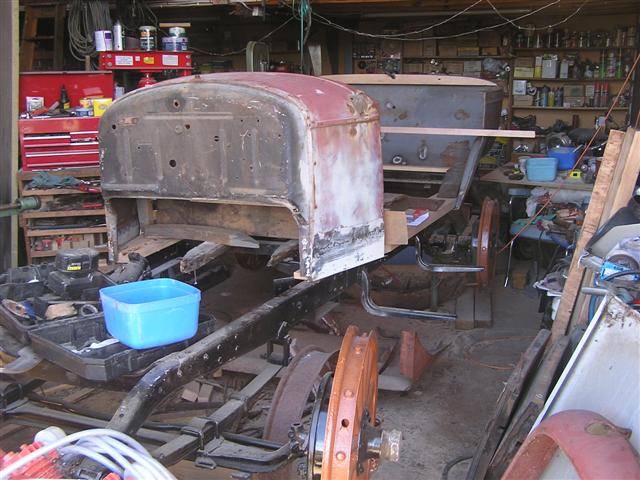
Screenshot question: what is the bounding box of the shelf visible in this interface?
[21,208,106,219]
[403,55,513,60]
[514,47,635,52]
[22,188,101,196]
[30,245,108,258]
[514,77,626,83]
[27,226,107,237]
[512,106,628,111]
[18,167,100,180]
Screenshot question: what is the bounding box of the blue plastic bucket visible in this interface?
[100,278,201,349]
[526,157,558,182]
[548,147,579,171]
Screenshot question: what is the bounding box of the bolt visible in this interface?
[344,389,354,398]
[203,353,209,361]
[176,370,183,377]
[336,451,346,461]
[379,429,401,463]
[354,346,363,355]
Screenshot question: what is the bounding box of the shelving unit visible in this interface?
[17,167,107,264]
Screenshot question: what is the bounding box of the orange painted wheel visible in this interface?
[476,198,500,288]
[320,326,379,480]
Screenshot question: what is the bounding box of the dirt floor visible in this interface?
[0,257,543,480]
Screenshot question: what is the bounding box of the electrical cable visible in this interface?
[61,445,124,476]
[305,0,590,41]
[602,270,640,281]
[485,0,590,30]
[67,0,113,61]
[189,16,295,57]
[442,455,473,480]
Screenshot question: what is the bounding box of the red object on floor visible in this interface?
[0,441,62,479]
[503,409,640,480]
[19,117,101,170]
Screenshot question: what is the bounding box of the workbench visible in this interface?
[480,167,594,192]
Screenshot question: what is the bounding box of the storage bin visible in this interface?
[548,147,579,171]
[526,157,558,182]
[100,278,201,349]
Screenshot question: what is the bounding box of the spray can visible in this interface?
[113,20,124,51]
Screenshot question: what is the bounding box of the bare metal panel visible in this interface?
[100,73,385,280]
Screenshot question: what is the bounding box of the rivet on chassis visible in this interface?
[336,451,346,461]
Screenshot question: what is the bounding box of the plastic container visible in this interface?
[526,157,558,182]
[100,278,201,349]
[548,146,579,170]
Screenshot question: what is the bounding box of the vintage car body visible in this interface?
[99,73,385,280]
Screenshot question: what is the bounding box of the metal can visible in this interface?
[168,27,186,37]
[113,20,124,51]
[139,26,156,51]
[162,36,189,52]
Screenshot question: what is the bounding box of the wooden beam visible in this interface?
[266,239,298,267]
[550,130,625,341]
[145,223,259,249]
[180,241,229,273]
[381,126,536,139]
[383,165,449,173]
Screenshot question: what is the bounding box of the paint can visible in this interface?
[139,26,156,51]
[168,27,187,37]
[162,36,189,51]
[94,30,113,51]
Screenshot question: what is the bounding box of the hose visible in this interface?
[67,0,113,61]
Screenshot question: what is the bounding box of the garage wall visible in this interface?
[0,0,19,270]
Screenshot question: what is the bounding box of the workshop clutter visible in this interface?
[0,427,174,480]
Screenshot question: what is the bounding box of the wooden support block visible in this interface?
[383,210,409,249]
[474,287,492,328]
[455,287,475,330]
[145,223,259,249]
[399,331,434,383]
[180,241,229,273]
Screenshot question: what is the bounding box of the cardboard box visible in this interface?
[515,56,535,67]
[438,44,457,57]
[423,39,437,56]
[458,47,480,56]
[512,80,528,95]
[444,61,464,75]
[541,58,558,78]
[403,41,423,57]
[463,60,482,77]
[563,84,585,97]
[514,66,534,78]
[481,47,499,56]
[563,96,585,107]
[513,95,534,106]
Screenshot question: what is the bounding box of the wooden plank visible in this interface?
[266,239,298,267]
[21,188,98,196]
[136,198,154,228]
[21,208,106,219]
[27,226,107,237]
[180,242,229,273]
[550,130,625,341]
[474,287,492,328]
[383,164,449,173]
[455,287,475,330]
[145,223,259,249]
[324,73,498,87]
[466,329,551,480]
[381,126,535,139]
[480,167,594,192]
[601,128,640,220]
[118,236,180,263]
[31,246,108,258]
[18,167,101,180]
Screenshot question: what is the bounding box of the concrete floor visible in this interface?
[0,259,543,480]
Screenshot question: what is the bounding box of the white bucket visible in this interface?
[95,30,113,51]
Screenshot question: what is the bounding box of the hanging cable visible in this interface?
[67,0,112,61]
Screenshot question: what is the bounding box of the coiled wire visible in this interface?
[67,0,112,61]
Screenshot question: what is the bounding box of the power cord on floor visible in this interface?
[442,455,473,480]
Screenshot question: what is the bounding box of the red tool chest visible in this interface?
[19,117,101,170]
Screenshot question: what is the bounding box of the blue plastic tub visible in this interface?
[100,278,201,349]
[548,147,579,170]
[526,157,558,182]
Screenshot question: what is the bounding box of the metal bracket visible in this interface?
[414,237,484,273]
[360,271,456,321]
